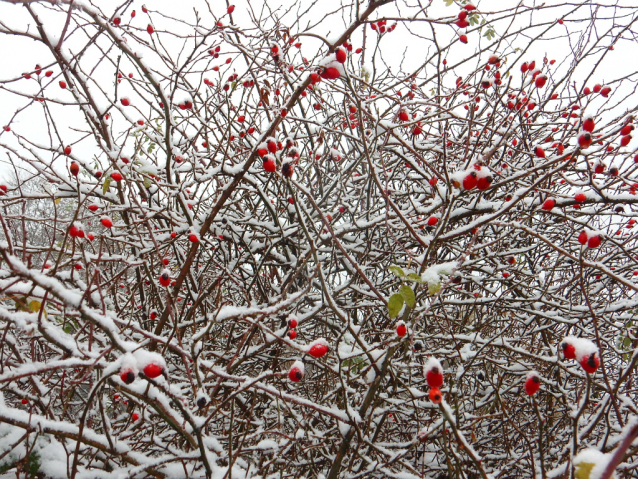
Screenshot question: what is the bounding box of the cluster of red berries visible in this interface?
[370,20,396,34]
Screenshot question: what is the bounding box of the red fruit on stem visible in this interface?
[476,175,493,191]
[600,86,611,97]
[288,361,304,382]
[282,162,294,178]
[399,110,409,122]
[188,233,199,243]
[396,321,407,337]
[120,370,136,384]
[427,216,439,226]
[263,158,276,173]
[227,5,235,14]
[542,199,555,211]
[574,193,586,203]
[534,147,545,158]
[70,162,79,176]
[578,133,592,148]
[143,363,163,379]
[464,3,476,10]
[101,217,113,228]
[335,47,347,63]
[288,329,297,339]
[111,172,123,182]
[426,367,444,389]
[620,124,634,136]
[159,271,171,287]
[525,372,541,396]
[429,388,442,404]
[582,117,595,132]
[64,146,72,155]
[587,235,601,248]
[578,231,588,245]
[321,67,341,80]
[147,24,154,34]
[620,135,631,147]
[462,172,478,190]
[561,339,577,359]
[535,75,547,88]
[288,318,298,329]
[88,204,99,212]
[459,34,468,44]
[580,353,600,373]
[132,413,139,421]
[59,81,67,89]
[308,339,329,358]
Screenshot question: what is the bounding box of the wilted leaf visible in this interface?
[388,293,404,318]
[407,273,423,283]
[428,281,442,295]
[399,285,415,308]
[54,198,61,205]
[103,177,111,194]
[389,266,406,278]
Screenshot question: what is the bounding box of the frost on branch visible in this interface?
[0,0,638,478]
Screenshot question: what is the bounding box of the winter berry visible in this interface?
[101,217,113,228]
[399,110,409,122]
[288,329,297,339]
[0,185,6,195]
[621,135,632,147]
[188,233,199,243]
[70,162,79,176]
[308,339,329,358]
[425,358,444,388]
[288,360,304,382]
[263,157,276,173]
[560,339,577,359]
[321,67,341,80]
[113,17,121,25]
[121,97,130,106]
[476,175,493,191]
[462,171,478,190]
[159,270,171,287]
[147,24,154,34]
[600,86,611,97]
[143,363,163,379]
[88,204,99,212]
[396,321,407,337]
[582,117,595,133]
[542,199,555,211]
[578,133,592,149]
[620,124,634,136]
[429,388,442,404]
[534,147,545,158]
[110,171,123,182]
[580,352,600,374]
[120,370,136,384]
[288,317,298,329]
[587,234,602,248]
[535,75,547,88]
[427,216,439,226]
[132,413,139,421]
[459,34,468,44]
[21,399,28,405]
[282,162,294,178]
[525,371,541,396]
[574,193,586,203]
[335,47,347,63]
[74,263,83,270]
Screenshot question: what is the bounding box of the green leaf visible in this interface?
[103,177,111,194]
[28,300,47,318]
[444,0,454,5]
[428,281,442,295]
[388,294,405,319]
[144,177,152,188]
[407,273,423,283]
[389,266,406,278]
[399,285,415,308]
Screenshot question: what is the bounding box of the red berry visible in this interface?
[620,124,634,136]
[396,321,407,337]
[143,363,163,379]
[535,75,547,88]
[525,372,541,396]
[399,110,409,122]
[621,135,631,147]
[578,133,592,148]
[427,216,439,226]
[70,162,79,176]
[459,34,468,44]
[582,117,595,132]
[561,340,576,359]
[476,175,493,191]
[120,370,136,384]
[147,24,154,34]
[462,172,478,190]
[587,235,601,248]
[110,171,123,182]
[426,367,443,388]
[263,158,276,173]
[227,5,235,14]
[574,193,586,203]
[288,318,298,328]
[464,3,476,10]
[429,388,442,404]
[188,233,199,243]
[534,147,545,158]
[308,339,329,358]
[21,399,28,405]
[59,81,67,89]
[159,271,171,287]
[321,67,341,80]
[288,329,297,339]
[335,47,347,64]
[132,413,139,421]
[600,86,611,97]
[580,353,600,374]
[288,361,304,382]
[64,145,72,155]
[542,199,555,211]
[100,217,113,228]
[88,204,99,212]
